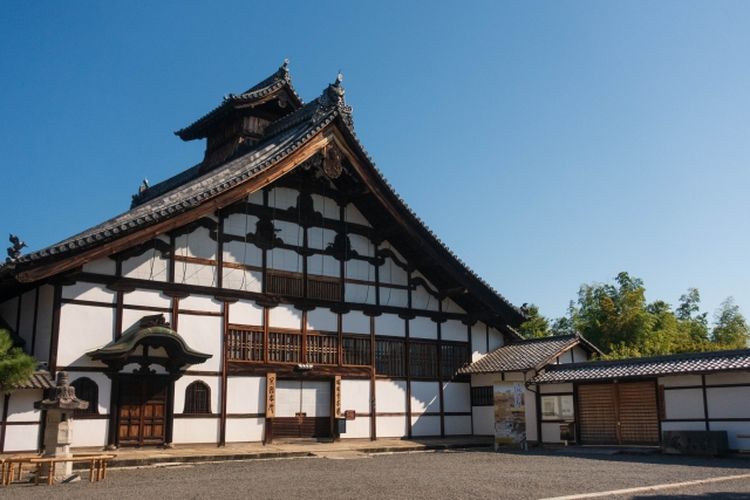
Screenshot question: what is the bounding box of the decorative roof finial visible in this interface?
[139,178,150,194]
[336,70,343,85]
[6,234,27,264]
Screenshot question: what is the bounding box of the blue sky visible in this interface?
[1,1,748,323]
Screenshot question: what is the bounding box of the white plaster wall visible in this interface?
[442,299,466,314]
[539,383,574,394]
[18,289,36,348]
[268,304,302,330]
[7,390,42,422]
[442,320,468,342]
[229,300,264,326]
[223,268,263,292]
[411,415,441,436]
[180,295,222,313]
[122,250,168,281]
[472,407,494,435]
[307,254,340,277]
[706,421,750,451]
[409,316,437,340]
[123,289,171,309]
[445,415,472,435]
[69,372,111,414]
[705,372,750,385]
[311,193,339,220]
[380,241,406,263]
[471,373,503,387]
[345,283,377,305]
[62,282,116,303]
[34,285,54,362]
[268,187,297,210]
[177,261,217,287]
[379,257,408,286]
[664,388,705,420]
[345,259,374,280]
[268,247,303,273]
[247,190,264,205]
[341,379,370,413]
[658,375,703,387]
[274,220,303,246]
[376,416,407,437]
[442,382,471,413]
[176,316,222,371]
[175,375,221,414]
[488,328,504,351]
[471,322,488,361]
[375,314,404,337]
[661,421,707,432]
[707,387,750,419]
[223,213,259,237]
[349,234,374,257]
[342,311,370,334]
[379,287,408,308]
[82,257,117,275]
[71,419,108,448]
[375,380,407,413]
[176,227,216,259]
[57,304,113,367]
[341,416,371,438]
[223,240,263,267]
[307,308,337,332]
[571,346,589,363]
[541,422,565,443]
[556,350,574,364]
[4,424,39,452]
[345,204,371,227]
[410,381,440,414]
[307,227,337,250]
[226,376,265,414]
[225,417,265,443]
[173,418,220,444]
[121,308,160,334]
[412,285,439,311]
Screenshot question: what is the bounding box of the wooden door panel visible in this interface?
[117,377,168,446]
[617,381,659,445]
[578,384,618,445]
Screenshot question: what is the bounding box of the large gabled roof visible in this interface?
[0,67,526,327]
[459,334,602,374]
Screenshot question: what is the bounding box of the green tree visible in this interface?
[0,329,36,393]
[711,298,750,348]
[518,304,550,338]
[676,288,709,343]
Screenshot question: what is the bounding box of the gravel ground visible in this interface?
[2,449,749,500]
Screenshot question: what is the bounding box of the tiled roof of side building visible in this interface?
[532,348,750,383]
[13,370,55,390]
[458,335,583,374]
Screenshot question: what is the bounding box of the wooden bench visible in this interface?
[1,454,116,485]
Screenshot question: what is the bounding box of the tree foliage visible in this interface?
[0,329,36,393]
[517,272,749,358]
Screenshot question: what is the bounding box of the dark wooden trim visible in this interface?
[370,314,376,441]
[663,382,750,390]
[57,365,108,373]
[48,284,62,373]
[115,290,124,340]
[437,301,445,438]
[30,287,39,357]
[60,298,115,308]
[0,420,43,426]
[227,362,372,378]
[107,375,120,449]
[701,374,710,431]
[122,304,172,313]
[178,308,224,317]
[661,417,750,422]
[15,294,22,334]
[184,370,222,376]
[535,381,543,444]
[227,413,266,419]
[171,296,180,331]
[217,212,225,289]
[174,413,221,419]
[219,301,229,447]
[168,233,176,284]
[0,393,10,452]
[405,271,412,439]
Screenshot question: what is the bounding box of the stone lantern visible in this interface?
[35,371,89,482]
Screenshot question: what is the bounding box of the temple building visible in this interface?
[0,62,528,450]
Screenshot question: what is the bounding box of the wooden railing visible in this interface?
[227,327,264,362]
[268,331,302,363]
[306,332,338,365]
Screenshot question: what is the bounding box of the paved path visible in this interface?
[2,448,749,499]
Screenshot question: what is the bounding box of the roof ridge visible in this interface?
[545,347,750,370]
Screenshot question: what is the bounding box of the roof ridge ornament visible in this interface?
[313,71,354,127]
[6,234,27,264]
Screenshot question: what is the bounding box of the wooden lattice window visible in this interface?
[342,335,371,366]
[470,386,493,406]
[409,342,438,379]
[184,381,211,414]
[71,377,98,416]
[268,330,302,363]
[266,270,303,297]
[227,326,264,361]
[375,338,405,377]
[307,275,342,302]
[440,343,470,378]
[307,332,338,364]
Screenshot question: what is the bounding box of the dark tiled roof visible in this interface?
[13,370,54,390]
[533,349,750,383]
[459,335,580,374]
[174,60,304,141]
[1,71,525,326]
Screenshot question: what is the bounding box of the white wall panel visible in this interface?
[441,299,466,314]
[57,304,113,367]
[69,372,111,414]
[226,376,265,414]
[707,387,750,419]
[445,415,472,435]
[541,422,565,443]
[174,375,221,415]
[660,421,706,432]
[345,259,374,280]
[659,375,703,387]
[341,416,371,438]
[488,328,504,351]
[307,227,337,250]
[345,204,371,227]
[177,262,217,287]
[274,220,303,246]
[442,382,471,413]
[223,240,262,267]
[307,254,340,277]
[379,258,409,286]
[664,388,705,420]
[341,379,370,413]
[247,190,264,205]
[376,416,407,437]
[345,283,377,304]
[375,314,404,337]
[268,187,297,210]
[176,316,222,371]
[311,193,339,220]
[378,287,408,308]
[342,311,370,334]
[175,227,216,259]
[706,372,750,385]
[411,415,440,436]
[4,425,39,452]
[472,406,494,435]
[223,268,262,292]
[442,320,468,342]
[34,285,54,361]
[471,322,487,360]
[707,422,750,451]
[268,248,303,273]
[173,418,219,444]
[223,213,259,237]
[229,300,264,326]
[62,282,116,303]
[409,317,437,340]
[18,290,36,348]
[307,308,337,332]
[349,234,374,257]
[180,295,223,313]
[225,418,265,443]
[122,250,168,281]
[123,289,171,309]
[7,390,42,422]
[412,285,439,311]
[82,258,117,275]
[375,380,407,413]
[268,304,302,330]
[71,419,108,448]
[410,381,440,414]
